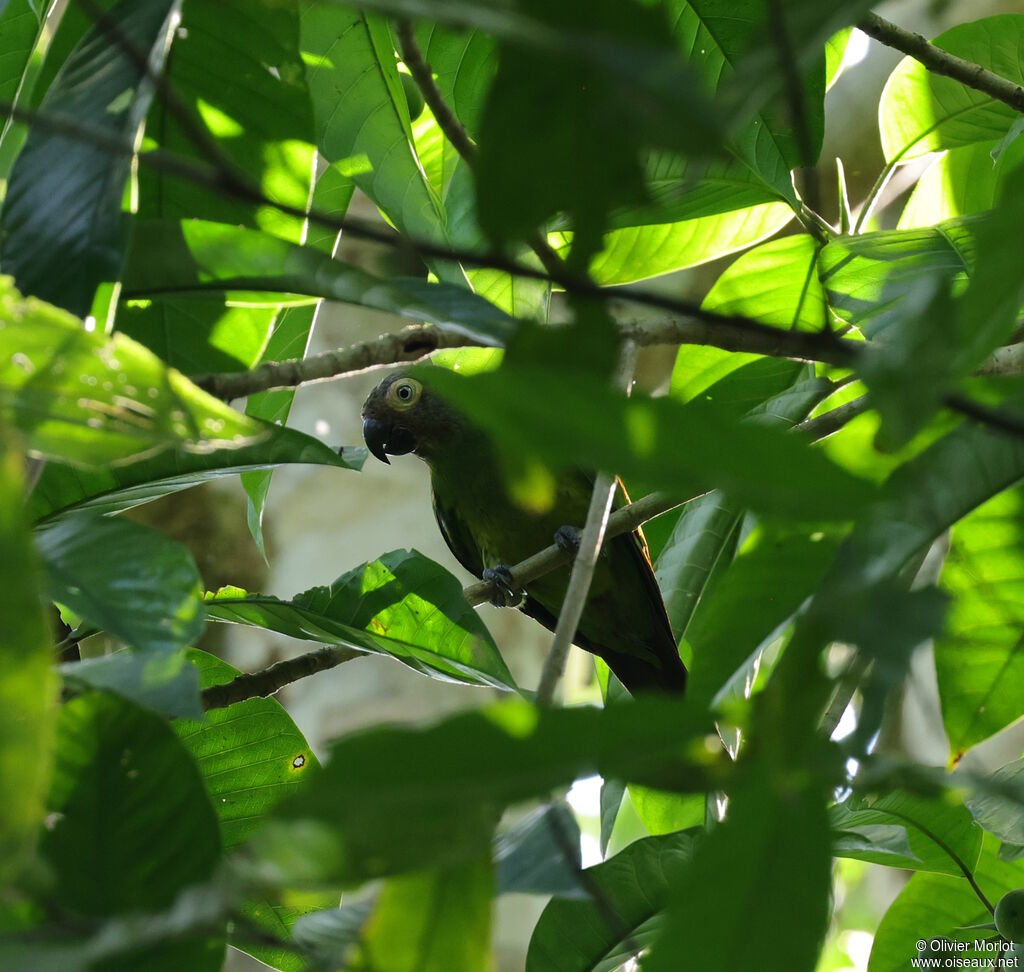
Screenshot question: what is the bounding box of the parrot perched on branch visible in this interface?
[361,370,687,695]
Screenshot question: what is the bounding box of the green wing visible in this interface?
[431,483,486,578]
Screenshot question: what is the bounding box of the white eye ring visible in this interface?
[387,378,422,409]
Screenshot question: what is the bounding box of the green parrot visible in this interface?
[361,370,687,694]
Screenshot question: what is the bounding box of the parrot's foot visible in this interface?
[554,525,581,556]
[482,564,524,608]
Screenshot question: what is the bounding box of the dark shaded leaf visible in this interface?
[496,804,585,898]
[0,0,180,315]
[962,759,1024,846]
[253,697,710,886]
[36,513,205,653]
[527,830,701,972]
[122,219,516,346]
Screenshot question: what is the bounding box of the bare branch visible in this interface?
[201,646,362,710]
[858,12,1024,115]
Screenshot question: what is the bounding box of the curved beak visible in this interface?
[362,417,417,464]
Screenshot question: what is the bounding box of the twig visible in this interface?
[193,317,860,399]
[193,324,476,399]
[395,20,567,279]
[975,343,1024,377]
[858,12,1024,116]
[535,341,639,704]
[200,646,362,710]
[795,395,870,440]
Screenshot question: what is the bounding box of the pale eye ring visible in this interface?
[387,377,422,408]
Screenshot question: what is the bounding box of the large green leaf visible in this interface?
[205,549,516,689]
[0,0,180,316]
[353,859,493,972]
[175,650,333,970]
[0,0,45,182]
[421,365,875,521]
[253,697,710,886]
[962,759,1024,846]
[125,0,316,375]
[935,487,1024,756]
[301,3,463,283]
[0,427,56,883]
[175,650,320,850]
[831,790,983,877]
[868,836,1024,972]
[526,831,701,972]
[899,137,1024,229]
[28,424,365,524]
[36,513,206,654]
[0,280,264,467]
[645,771,831,972]
[819,216,977,340]
[38,692,224,968]
[880,15,1024,163]
[241,161,355,558]
[121,219,516,345]
[61,649,203,720]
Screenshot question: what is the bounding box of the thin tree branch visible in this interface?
[535,341,639,704]
[200,646,362,710]
[193,324,476,398]
[395,20,568,280]
[858,12,1024,116]
[194,317,861,399]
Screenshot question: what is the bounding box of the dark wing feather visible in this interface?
[431,485,485,578]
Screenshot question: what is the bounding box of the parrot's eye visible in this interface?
[387,377,422,409]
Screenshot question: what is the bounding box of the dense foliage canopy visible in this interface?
[1,0,1024,968]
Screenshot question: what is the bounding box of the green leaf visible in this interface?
[125,0,317,375]
[496,804,584,898]
[899,137,1024,229]
[0,0,45,180]
[61,650,202,720]
[174,649,332,969]
[820,216,977,340]
[701,234,826,330]
[39,693,223,964]
[880,15,1024,163]
[831,790,983,877]
[292,900,376,971]
[121,219,516,345]
[242,161,356,558]
[936,488,1024,755]
[28,422,363,524]
[301,4,463,282]
[644,773,831,972]
[175,649,320,849]
[0,428,56,883]
[205,549,516,689]
[36,514,205,654]
[421,366,875,521]
[0,0,180,316]
[475,0,721,262]
[253,696,708,886]
[0,280,265,467]
[868,836,1024,972]
[353,858,493,972]
[962,759,1024,846]
[526,830,701,972]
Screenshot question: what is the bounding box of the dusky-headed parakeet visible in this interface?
[361,370,687,694]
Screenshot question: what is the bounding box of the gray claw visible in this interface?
[554,525,581,556]
[483,564,524,608]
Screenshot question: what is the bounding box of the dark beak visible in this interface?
[362,417,417,464]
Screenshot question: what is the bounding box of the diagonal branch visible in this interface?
[858,12,1024,115]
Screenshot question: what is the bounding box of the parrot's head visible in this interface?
[361,370,465,465]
